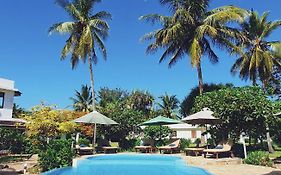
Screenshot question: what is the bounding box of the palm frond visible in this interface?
[48,22,75,35]
[139,14,171,26]
[93,32,107,60]
[205,5,248,25]
[91,11,112,20]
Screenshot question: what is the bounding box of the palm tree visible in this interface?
[158,94,179,119]
[49,0,111,110]
[231,11,281,90]
[140,0,248,95]
[70,84,93,112]
[231,11,281,153]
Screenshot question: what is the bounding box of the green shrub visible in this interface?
[77,138,90,146]
[144,126,172,141]
[193,138,201,147]
[180,138,191,150]
[0,128,31,154]
[244,151,273,167]
[39,139,74,172]
[119,139,139,151]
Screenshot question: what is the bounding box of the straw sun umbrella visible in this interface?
[182,108,221,145]
[140,116,182,140]
[73,111,118,153]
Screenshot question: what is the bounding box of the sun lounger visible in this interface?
[135,139,156,153]
[203,142,233,159]
[102,141,120,154]
[135,146,157,153]
[158,139,180,154]
[75,145,94,155]
[185,147,205,156]
[0,150,10,156]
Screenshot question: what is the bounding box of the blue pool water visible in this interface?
[42,154,212,175]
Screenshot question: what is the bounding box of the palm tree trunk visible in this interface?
[196,62,204,95]
[262,80,275,153]
[87,56,96,111]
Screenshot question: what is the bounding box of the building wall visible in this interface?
[0,89,15,119]
[0,78,16,119]
[175,129,203,142]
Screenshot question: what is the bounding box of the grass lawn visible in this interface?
[269,151,281,159]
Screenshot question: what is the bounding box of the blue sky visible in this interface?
[0,0,281,109]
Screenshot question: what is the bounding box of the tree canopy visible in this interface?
[191,86,276,143]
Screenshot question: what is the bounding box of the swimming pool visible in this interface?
[42,154,212,175]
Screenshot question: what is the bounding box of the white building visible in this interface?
[168,123,205,142]
[0,78,24,126]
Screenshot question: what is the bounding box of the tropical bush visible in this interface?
[180,138,192,151]
[77,138,90,146]
[144,126,172,141]
[0,128,32,154]
[39,139,74,172]
[119,138,140,151]
[244,151,273,167]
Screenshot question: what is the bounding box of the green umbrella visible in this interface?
[140,116,182,140]
[141,116,182,126]
[73,111,118,153]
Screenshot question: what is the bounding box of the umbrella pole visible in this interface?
[93,123,97,154]
[205,125,208,149]
[160,125,162,141]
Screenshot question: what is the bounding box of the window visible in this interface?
[0,92,4,108]
[191,130,197,138]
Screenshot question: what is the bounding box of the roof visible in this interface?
[0,78,21,96]
[0,118,26,129]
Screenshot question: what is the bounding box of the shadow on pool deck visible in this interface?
[262,171,281,175]
[0,169,19,175]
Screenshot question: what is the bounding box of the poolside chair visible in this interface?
[0,150,10,157]
[185,142,206,156]
[101,141,120,154]
[135,139,156,153]
[75,145,94,155]
[158,139,181,154]
[202,142,234,159]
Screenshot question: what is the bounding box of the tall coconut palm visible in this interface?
[158,94,179,119]
[231,11,281,153]
[140,0,248,95]
[49,0,111,110]
[70,85,93,112]
[231,11,281,89]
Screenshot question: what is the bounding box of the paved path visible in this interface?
[183,155,281,175]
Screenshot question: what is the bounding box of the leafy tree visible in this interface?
[141,0,248,95]
[98,87,128,108]
[181,83,233,116]
[231,11,281,153]
[12,103,28,118]
[191,87,275,147]
[99,102,145,143]
[126,90,154,117]
[23,105,77,142]
[267,67,281,99]
[144,126,172,141]
[231,11,281,89]
[49,0,112,110]
[157,93,179,119]
[70,84,93,112]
